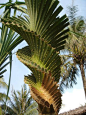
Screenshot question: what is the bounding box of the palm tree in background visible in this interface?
[60,54,78,92]
[60,4,86,97]
[1,0,69,114]
[1,84,38,115]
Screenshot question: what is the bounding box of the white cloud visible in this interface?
[59,88,86,113]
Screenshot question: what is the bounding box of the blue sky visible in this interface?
[0,0,86,113]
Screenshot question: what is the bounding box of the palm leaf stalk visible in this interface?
[1,0,69,114]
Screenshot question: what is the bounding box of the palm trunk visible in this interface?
[38,104,57,115]
[39,113,56,115]
[80,60,86,98]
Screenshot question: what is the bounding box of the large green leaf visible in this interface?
[17,33,61,83]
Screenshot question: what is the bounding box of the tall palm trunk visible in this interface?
[80,60,86,98]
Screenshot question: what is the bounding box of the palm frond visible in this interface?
[0,78,8,89]
[0,1,24,113]
[25,102,38,115]
[1,104,16,115]
[0,1,26,14]
[0,2,23,78]
[0,93,10,102]
[1,0,69,51]
[6,85,36,115]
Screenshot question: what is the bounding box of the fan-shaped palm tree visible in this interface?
[1,0,69,114]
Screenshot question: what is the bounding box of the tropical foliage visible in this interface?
[0,78,8,89]
[0,0,25,78]
[0,78,10,115]
[60,5,86,97]
[0,78,9,103]
[0,107,2,115]
[1,84,38,115]
[0,0,26,106]
[1,0,69,114]
[60,54,78,92]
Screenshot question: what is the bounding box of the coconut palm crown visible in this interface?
[1,0,69,114]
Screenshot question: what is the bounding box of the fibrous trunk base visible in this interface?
[39,113,56,115]
[38,104,58,115]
